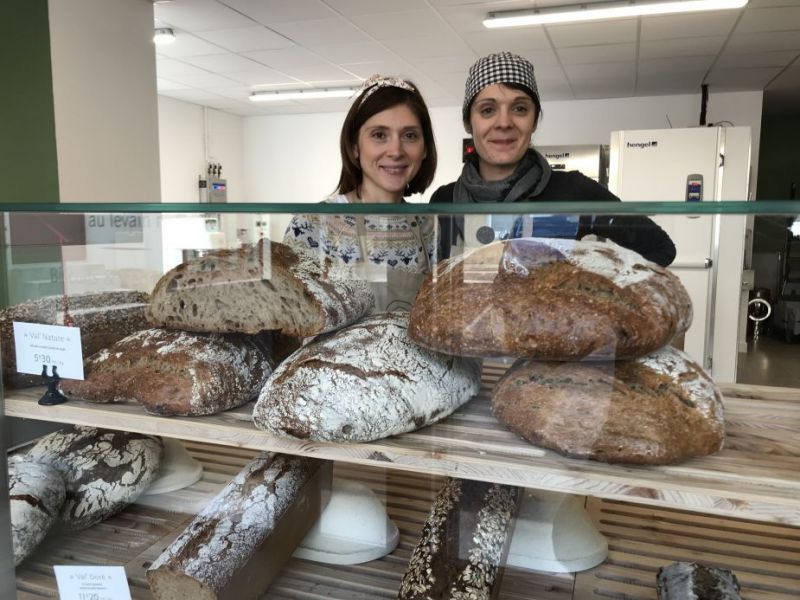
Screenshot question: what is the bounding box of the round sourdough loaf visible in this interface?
[8,456,66,565]
[253,312,481,442]
[60,328,272,416]
[491,346,725,465]
[25,426,163,529]
[408,238,692,360]
[0,290,149,389]
[147,239,373,337]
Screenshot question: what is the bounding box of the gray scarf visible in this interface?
[453,148,552,203]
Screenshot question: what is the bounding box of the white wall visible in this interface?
[49,0,161,203]
[158,96,244,203]
[243,90,763,206]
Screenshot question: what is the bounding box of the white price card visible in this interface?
[54,565,131,600]
[12,321,84,380]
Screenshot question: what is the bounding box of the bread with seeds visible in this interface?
[409,238,691,360]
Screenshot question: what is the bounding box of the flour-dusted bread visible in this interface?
[398,478,519,600]
[147,453,331,600]
[253,311,481,442]
[25,426,163,529]
[0,290,149,389]
[409,238,692,360]
[8,456,66,565]
[657,562,742,600]
[492,346,725,465]
[147,239,373,337]
[60,328,273,416]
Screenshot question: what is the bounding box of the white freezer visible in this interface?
[609,127,751,382]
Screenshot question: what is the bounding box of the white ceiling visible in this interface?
[153,0,800,117]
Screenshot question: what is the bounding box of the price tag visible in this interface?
[54,565,131,600]
[12,322,84,380]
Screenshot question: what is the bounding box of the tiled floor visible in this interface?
[737,333,800,388]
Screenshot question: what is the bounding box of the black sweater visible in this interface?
[430,171,676,267]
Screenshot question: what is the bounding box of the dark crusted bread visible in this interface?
[147,239,373,337]
[25,426,163,530]
[253,311,481,442]
[0,290,149,388]
[491,346,725,465]
[398,478,519,600]
[147,453,331,600]
[60,328,272,417]
[657,562,741,599]
[409,238,692,360]
[8,456,66,565]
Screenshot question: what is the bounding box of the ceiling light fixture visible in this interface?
[249,88,357,102]
[153,27,177,45]
[483,0,748,28]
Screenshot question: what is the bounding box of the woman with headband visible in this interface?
[284,75,438,311]
[432,51,676,267]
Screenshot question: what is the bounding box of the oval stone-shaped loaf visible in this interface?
[8,456,66,565]
[253,312,481,442]
[25,426,163,529]
[491,346,724,465]
[0,290,149,389]
[409,238,692,360]
[147,239,373,337]
[60,328,272,417]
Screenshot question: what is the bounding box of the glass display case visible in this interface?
[2,200,799,600]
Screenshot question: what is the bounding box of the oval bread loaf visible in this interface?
[409,238,692,360]
[253,312,481,442]
[0,290,149,389]
[491,346,725,465]
[147,239,373,337]
[25,426,163,529]
[60,328,272,416]
[8,456,66,565]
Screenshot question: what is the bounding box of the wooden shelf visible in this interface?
[15,444,800,600]
[5,365,800,526]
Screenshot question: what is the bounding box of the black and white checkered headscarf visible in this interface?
[462,51,539,121]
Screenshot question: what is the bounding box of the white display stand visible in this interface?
[143,437,203,496]
[294,478,399,565]
[507,490,608,573]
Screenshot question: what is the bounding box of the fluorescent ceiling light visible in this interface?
[153,27,176,45]
[484,0,748,27]
[249,88,357,102]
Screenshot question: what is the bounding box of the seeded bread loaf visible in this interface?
[253,311,481,442]
[60,328,272,416]
[657,562,742,600]
[147,453,331,600]
[409,238,692,360]
[25,426,163,529]
[491,346,725,465]
[147,239,373,337]
[8,456,66,565]
[398,478,519,600]
[0,290,149,388]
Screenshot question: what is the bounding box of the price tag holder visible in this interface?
[54,565,131,600]
[12,322,84,380]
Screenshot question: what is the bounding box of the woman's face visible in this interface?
[467,84,537,182]
[355,103,426,203]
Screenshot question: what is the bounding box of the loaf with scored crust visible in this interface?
[491,346,724,465]
[253,311,481,442]
[147,239,373,337]
[60,328,272,416]
[409,238,692,361]
[0,290,149,389]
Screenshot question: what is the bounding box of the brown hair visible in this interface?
[337,82,437,197]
